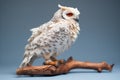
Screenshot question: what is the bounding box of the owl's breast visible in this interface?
[53,21,80,54]
[27,20,80,56]
[68,21,80,43]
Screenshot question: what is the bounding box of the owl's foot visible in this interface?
[50,57,66,64]
[27,63,32,67]
[58,59,66,64]
[43,59,66,67]
[43,60,59,67]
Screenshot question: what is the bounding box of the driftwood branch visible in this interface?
[16,57,114,76]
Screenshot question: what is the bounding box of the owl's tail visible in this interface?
[19,51,36,68]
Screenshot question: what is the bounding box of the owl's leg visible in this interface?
[50,53,66,64]
[50,53,58,61]
[42,53,59,66]
[50,56,65,65]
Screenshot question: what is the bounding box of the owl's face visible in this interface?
[58,4,80,22]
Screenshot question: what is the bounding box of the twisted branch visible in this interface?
[16,57,114,76]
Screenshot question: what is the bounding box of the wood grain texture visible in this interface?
[16,57,114,76]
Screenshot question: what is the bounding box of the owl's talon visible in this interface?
[58,59,66,64]
[43,59,66,67]
[43,61,58,66]
[27,63,32,67]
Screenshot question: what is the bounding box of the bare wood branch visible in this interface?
[16,57,114,76]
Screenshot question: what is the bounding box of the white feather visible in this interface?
[19,5,80,68]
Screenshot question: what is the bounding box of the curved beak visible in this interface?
[74,16,79,22]
[74,18,79,22]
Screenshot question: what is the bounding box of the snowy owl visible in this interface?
[19,4,80,68]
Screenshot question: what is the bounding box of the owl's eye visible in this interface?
[66,13,74,17]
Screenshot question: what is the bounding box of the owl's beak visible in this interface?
[74,16,79,22]
[74,18,79,22]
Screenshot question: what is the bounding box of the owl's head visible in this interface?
[57,4,80,22]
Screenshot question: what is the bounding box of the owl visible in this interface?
[19,4,80,68]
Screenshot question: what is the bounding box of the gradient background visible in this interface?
[0,0,120,80]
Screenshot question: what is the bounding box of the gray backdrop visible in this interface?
[0,0,120,67]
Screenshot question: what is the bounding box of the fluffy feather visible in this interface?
[19,4,80,68]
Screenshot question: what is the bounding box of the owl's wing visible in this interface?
[28,22,52,42]
[30,20,71,53]
[49,21,69,33]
